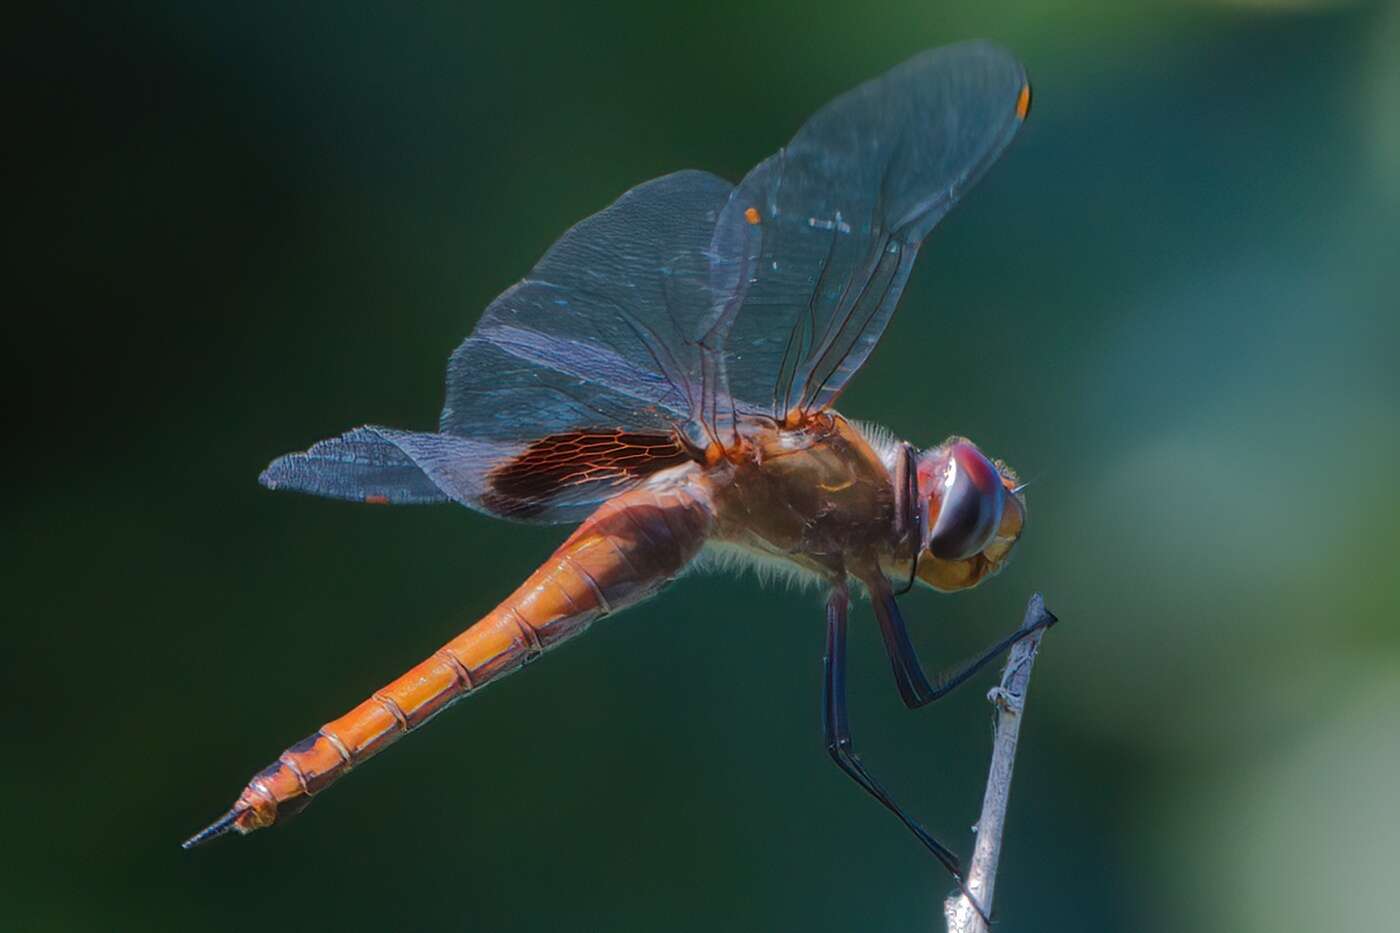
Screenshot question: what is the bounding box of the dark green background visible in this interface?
[11,2,1399,930]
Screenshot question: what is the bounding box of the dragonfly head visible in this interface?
[914,437,1025,592]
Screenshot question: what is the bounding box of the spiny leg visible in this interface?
[823,589,962,876]
[824,588,996,924]
[870,580,1057,710]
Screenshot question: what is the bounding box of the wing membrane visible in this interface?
[480,429,693,518]
[261,424,693,522]
[712,41,1029,418]
[259,428,452,506]
[262,43,1028,523]
[264,171,743,523]
[441,169,741,448]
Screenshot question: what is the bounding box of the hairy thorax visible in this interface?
[703,413,900,581]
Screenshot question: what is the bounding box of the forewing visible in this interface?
[712,41,1030,417]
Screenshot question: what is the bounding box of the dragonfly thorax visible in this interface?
[704,413,907,582]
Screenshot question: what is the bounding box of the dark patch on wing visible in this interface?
[483,430,695,517]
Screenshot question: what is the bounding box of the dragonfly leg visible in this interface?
[824,588,996,923]
[869,579,1056,710]
[823,589,963,877]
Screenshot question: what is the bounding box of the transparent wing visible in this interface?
[259,427,453,506]
[712,41,1030,418]
[263,170,743,523]
[260,426,692,522]
[440,169,742,449]
[261,44,1028,522]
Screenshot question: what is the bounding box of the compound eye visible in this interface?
[927,442,1006,561]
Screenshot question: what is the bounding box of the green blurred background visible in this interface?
[11,1,1399,930]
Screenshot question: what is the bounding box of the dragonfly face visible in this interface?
[916,438,1026,592]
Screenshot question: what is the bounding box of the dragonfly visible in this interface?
[185,40,1045,892]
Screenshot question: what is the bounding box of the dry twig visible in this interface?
[943,593,1055,932]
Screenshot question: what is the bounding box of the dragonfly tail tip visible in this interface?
[181,807,243,850]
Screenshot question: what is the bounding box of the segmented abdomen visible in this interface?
[185,479,714,845]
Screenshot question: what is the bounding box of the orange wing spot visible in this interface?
[1016,83,1032,121]
[783,407,806,429]
[364,494,390,505]
[484,429,697,516]
[744,206,761,225]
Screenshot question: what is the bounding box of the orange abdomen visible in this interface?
[184,482,713,846]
